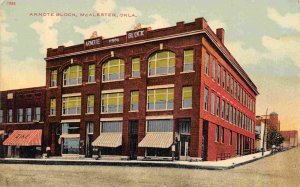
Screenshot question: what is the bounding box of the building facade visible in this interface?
[280,130,298,148]
[0,17,258,161]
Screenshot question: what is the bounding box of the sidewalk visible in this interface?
[0,151,271,170]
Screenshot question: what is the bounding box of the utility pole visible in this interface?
[262,108,268,156]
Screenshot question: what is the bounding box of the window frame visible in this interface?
[182,86,192,109]
[62,96,81,115]
[88,64,96,83]
[102,59,125,82]
[50,69,57,87]
[63,65,82,86]
[131,57,141,78]
[50,98,56,116]
[147,88,174,111]
[148,51,175,77]
[183,49,194,72]
[17,108,23,123]
[101,92,124,114]
[130,91,139,112]
[87,95,95,114]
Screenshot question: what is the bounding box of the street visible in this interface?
[0,147,299,187]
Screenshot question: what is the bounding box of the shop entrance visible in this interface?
[128,120,138,160]
[178,118,191,160]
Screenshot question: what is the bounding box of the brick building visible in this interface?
[280,130,298,148]
[0,17,258,161]
[256,112,280,131]
[0,87,46,158]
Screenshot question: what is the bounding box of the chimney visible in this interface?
[216,28,225,43]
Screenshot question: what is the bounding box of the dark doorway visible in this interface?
[128,120,138,160]
[201,120,208,161]
[178,118,191,160]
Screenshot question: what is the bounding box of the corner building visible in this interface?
[42,17,259,161]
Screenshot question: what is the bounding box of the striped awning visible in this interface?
[3,130,42,146]
[92,133,122,147]
[138,133,173,148]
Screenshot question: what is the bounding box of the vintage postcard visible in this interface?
[0,0,299,186]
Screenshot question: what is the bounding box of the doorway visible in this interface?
[178,119,191,160]
[201,120,208,161]
[128,120,138,160]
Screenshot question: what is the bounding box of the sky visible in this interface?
[0,0,299,136]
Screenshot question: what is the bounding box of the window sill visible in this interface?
[180,70,195,74]
[61,114,81,116]
[48,115,56,117]
[101,112,123,114]
[129,77,141,79]
[148,73,175,78]
[49,86,57,89]
[86,82,96,85]
[102,79,124,83]
[129,110,138,113]
[63,84,82,88]
[147,109,173,112]
[85,113,94,115]
[180,107,192,110]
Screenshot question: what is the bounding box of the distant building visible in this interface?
[256,112,280,131]
[280,130,298,148]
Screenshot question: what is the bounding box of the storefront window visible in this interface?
[62,123,80,154]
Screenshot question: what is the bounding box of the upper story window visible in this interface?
[88,64,96,83]
[50,70,57,87]
[26,108,32,122]
[205,52,209,75]
[102,59,124,82]
[63,65,82,86]
[50,98,56,115]
[215,125,219,142]
[35,107,41,121]
[217,64,221,85]
[221,127,225,143]
[62,96,81,115]
[18,108,23,123]
[132,58,140,78]
[182,86,192,109]
[212,58,215,81]
[148,51,175,77]
[229,130,232,145]
[87,95,95,113]
[222,70,226,89]
[101,92,123,113]
[211,93,215,115]
[183,50,193,72]
[221,100,225,119]
[204,87,208,111]
[227,73,230,92]
[87,122,94,134]
[130,91,139,111]
[147,88,174,111]
[0,110,3,123]
[216,96,220,117]
[8,109,13,123]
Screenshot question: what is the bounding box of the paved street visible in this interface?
[0,147,299,187]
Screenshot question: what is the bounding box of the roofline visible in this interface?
[0,86,46,92]
[44,30,259,95]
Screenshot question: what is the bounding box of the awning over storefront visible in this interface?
[58,134,80,144]
[92,133,122,147]
[138,133,173,148]
[3,130,42,146]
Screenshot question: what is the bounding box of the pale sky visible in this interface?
[0,0,299,136]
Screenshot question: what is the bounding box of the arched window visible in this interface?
[102,59,125,82]
[148,51,175,77]
[63,65,82,86]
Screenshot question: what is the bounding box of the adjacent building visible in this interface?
[0,17,258,161]
[280,130,298,148]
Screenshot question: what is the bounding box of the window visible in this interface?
[87,95,94,113]
[204,87,208,111]
[216,96,220,116]
[231,77,234,95]
[18,108,23,123]
[50,70,57,87]
[217,64,221,85]
[132,58,140,77]
[215,125,219,142]
[148,51,175,77]
[221,127,224,143]
[63,65,82,86]
[222,70,226,89]
[234,81,236,98]
[182,86,192,108]
[183,50,193,71]
[61,123,80,154]
[101,92,123,113]
[35,107,41,121]
[147,119,173,132]
[50,98,56,115]
[87,122,94,134]
[88,64,95,82]
[101,121,122,132]
[0,110,3,123]
[233,108,236,125]
[227,74,230,92]
[205,52,209,75]
[212,58,215,80]
[229,105,232,123]
[237,84,240,101]
[8,109,13,123]
[26,108,32,122]
[225,103,229,121]
[211,93,215,114]
[130,91,139,111]
[229,130,232,145]
[221,100,225,119]
[147,88,174,111]
[62,96,81,115]
[102,59,125,82]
